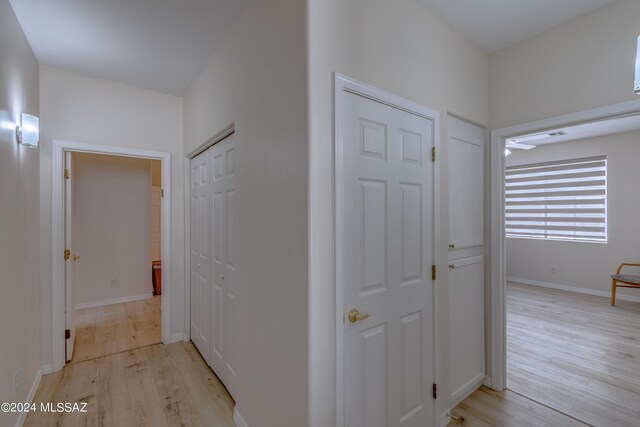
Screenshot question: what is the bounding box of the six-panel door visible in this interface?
[341,90,435,427]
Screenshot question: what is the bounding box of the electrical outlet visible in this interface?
[13,371,19,394]
[551,267,557,274]
[110,279,117,287]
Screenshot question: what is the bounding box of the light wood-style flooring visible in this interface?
[450,283,640,426]
[25,342,235,427]
[505,282,640,427]
[71,296,162,363]
[448,386,588,426]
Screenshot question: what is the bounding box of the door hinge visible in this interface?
[432,383,437,399]
[64,169,70,179]
[161,189,164,198]
[431,147,436,162]
[65,329,71,339]
[432,265,436,280]
[64,249,71,260]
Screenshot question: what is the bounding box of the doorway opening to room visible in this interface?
[51,141,171,372]
[491,101,640,427]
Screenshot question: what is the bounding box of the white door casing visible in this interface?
[190,150,212,362]
[64,151,76,362]
[337,78,436,427]
[210,135,237,398]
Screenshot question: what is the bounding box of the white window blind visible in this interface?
[506,155,607,242]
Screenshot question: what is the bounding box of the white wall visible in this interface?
[183,0,308,426]
[0,1,41,425]
[506,132,640,298]
[72,153,152,307]
[490,0,640,130]
[307,0,490,424]
[40,67,183,366]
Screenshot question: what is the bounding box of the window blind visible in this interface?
[505,155,607,242]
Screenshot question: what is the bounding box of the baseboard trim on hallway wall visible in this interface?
[440,411,452,427]
[41,364,54,375]
[15,366,43,427]
[507,277,640,303]
[74,293,153,310]
[233,407,249,427]
[168,333,184,344]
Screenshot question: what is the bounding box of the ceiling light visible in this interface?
[507,131,566,144]
[505,142,536,150]
[15,113,39,148]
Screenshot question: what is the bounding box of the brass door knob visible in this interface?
[73,255,80,261]
[348,309,372,323]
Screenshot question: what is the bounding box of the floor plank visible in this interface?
[71,295,162,363]
[25,342,235,427]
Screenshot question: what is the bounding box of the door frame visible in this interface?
[183,123,235,341]
[488,98,640,391]
[51,140,172,371]
[334,73,441,427]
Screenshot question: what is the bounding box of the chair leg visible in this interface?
[611,279,617,306]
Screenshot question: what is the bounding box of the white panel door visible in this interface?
[340,91,435,427]
[64,151,77,362]
[448,256,485,404]
[448,116,484,251]
[190,150,212,362]
[210,135,237,398]
[151,186,162,261]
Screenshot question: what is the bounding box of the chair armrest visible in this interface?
[616,263,640,274]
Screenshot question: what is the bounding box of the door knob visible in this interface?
[73,255,80,261]
[348,309,372,323]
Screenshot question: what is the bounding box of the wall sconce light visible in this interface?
[635,35,640,94]
[15,113,39,148]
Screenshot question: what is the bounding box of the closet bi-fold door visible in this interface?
[190,150,213,363]
[209,135,238,399]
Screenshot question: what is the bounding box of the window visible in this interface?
[506,155,607,242]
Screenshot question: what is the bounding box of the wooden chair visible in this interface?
[611,263,640,306]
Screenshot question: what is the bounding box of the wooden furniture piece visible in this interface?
[611,263,640,306]
[152,261,162,295]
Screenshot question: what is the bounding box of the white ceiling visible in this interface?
[417,0,619,53]
[9,0,247,96]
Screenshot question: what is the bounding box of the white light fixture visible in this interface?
[505,148,512,157]
[635,35,640,94]
[15,113,39,148]
[507,131,566,147]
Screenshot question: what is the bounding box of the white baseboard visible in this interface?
[168,333,185,344]
[508,277,640,303]
[440,411,452,427]
[450,373,485,408]
[482,376,492,388]
[233,407,248,427]
[75,293,153,310]
[41,364,55,375]
[15,366,43,427]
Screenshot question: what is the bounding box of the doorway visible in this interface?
[51,141,171,372]
[490,100,640,426]
[64,152,163,364]
[334,75,438,427]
